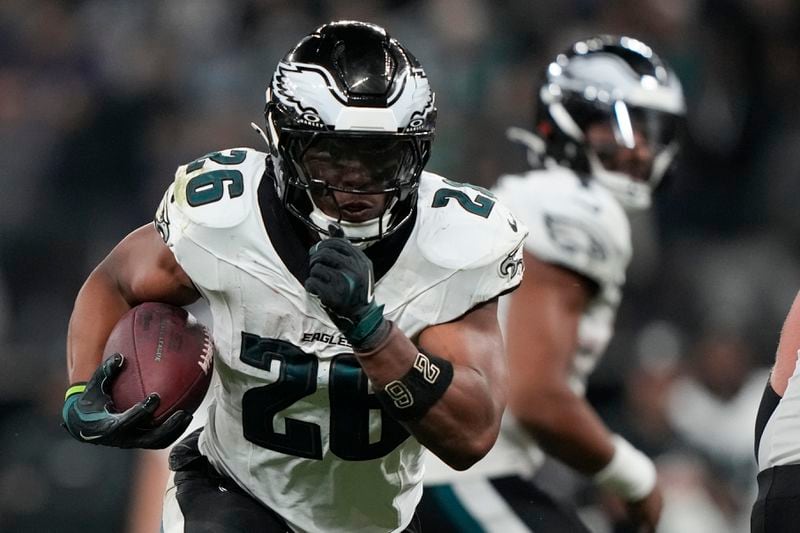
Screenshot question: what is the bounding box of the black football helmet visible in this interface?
[534,35,685,210]
[261,21,436,244]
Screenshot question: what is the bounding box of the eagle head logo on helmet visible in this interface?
[262,21,437,246]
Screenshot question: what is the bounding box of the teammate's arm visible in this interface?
[505,251,612,470]
[755,289,800,461]
[506,251,661,531]
[770,289,800,396]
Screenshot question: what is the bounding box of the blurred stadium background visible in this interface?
[2,0,799,531]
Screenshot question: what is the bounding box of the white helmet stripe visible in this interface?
[272,61,433,132]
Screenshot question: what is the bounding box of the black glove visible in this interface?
[305,225,389,349]
[62,353,192,449]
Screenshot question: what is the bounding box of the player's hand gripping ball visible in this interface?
[62,303,213,449]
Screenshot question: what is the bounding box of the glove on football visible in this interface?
[305,225,389,349]
[62,353,192,449]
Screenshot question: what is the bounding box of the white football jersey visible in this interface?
[155,148,526,533]
[425,165,632,483]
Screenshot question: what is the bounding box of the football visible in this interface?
[103,302,213,426]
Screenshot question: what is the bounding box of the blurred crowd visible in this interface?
[1,0,799,531]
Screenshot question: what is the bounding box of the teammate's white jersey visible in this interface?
[155,148,526,533]
[425,165,631,483]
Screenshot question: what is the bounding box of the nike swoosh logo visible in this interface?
[80,431,104,441]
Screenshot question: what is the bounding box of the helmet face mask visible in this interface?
[279,129,430,241]
[582,105,681,179]
[537,35,685,210]
[263,21,436,244]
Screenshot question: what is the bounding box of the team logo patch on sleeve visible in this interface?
[498,245,524,280]
[155,194,172,243]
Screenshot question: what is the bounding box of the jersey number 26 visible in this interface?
[240,333,410,461]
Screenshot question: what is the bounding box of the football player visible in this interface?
[420,35,686,533]
[61,21,526,533]
[753,290,800,532]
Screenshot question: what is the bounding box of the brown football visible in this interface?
[103,302,213,426]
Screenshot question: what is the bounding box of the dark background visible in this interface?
[2,1,799,531]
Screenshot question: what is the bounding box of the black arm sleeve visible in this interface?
[755,378,782,461]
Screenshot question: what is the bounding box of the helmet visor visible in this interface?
[283,131,426,195]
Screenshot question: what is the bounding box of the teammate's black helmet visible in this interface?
[535,35,685,210]
[263,21,436,244]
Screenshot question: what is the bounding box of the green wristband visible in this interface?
[64,383,87,400]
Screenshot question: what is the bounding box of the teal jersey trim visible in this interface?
[426,485,486,533]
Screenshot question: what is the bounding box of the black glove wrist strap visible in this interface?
[350,317,392,352]
[354,320,401,357]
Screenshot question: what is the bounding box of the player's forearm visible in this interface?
[511,385,615,473]
[67,266,134,383]
[356,323,503,470]
[406,369,501,470]
[67,226,200,384]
